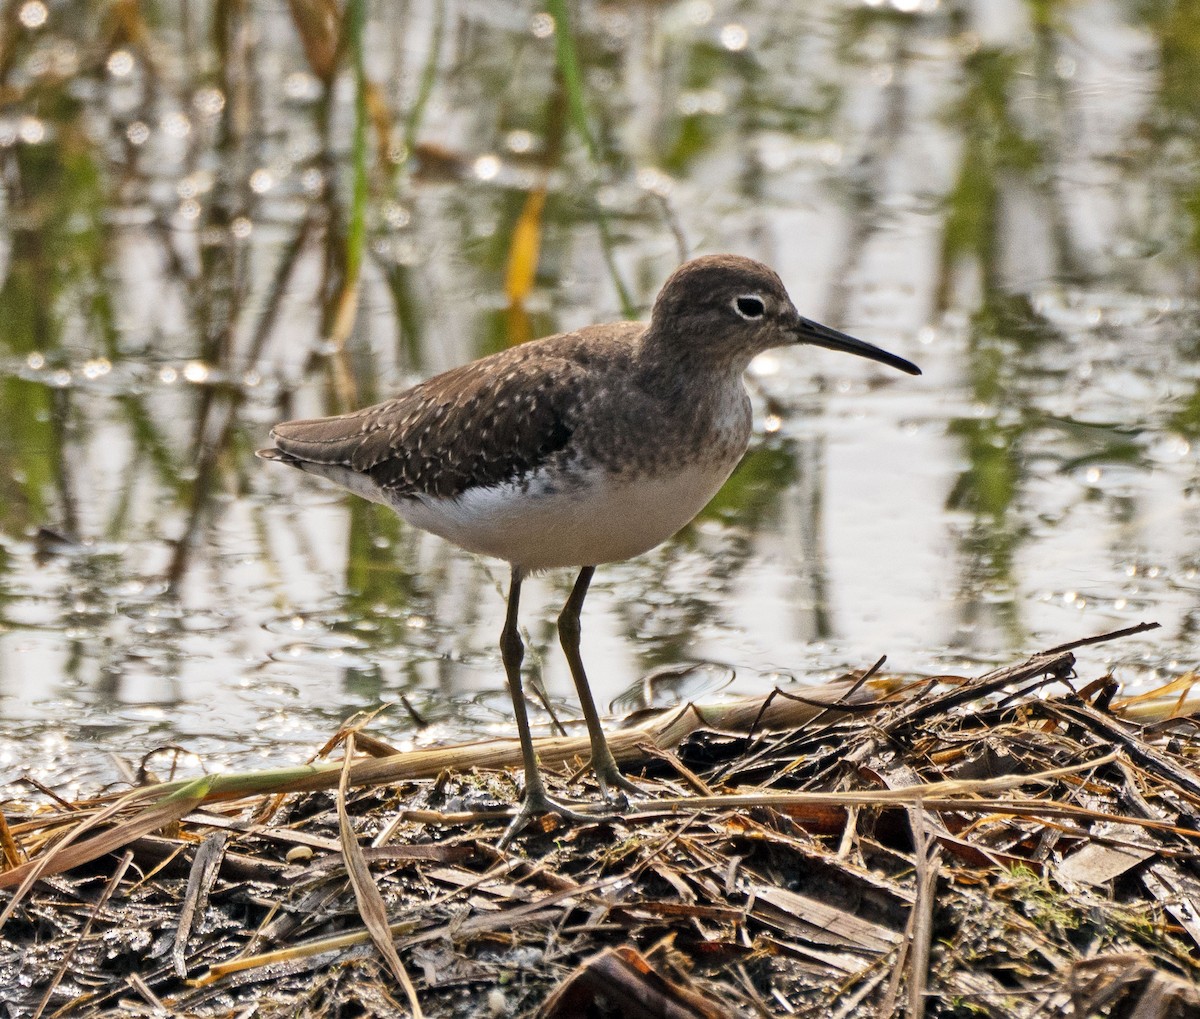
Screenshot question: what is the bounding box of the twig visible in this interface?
[1042,621,1160,655]
[882,652,1076,734]
[398,694,428,728]
[1041,700,1200,803]
[636,743,715,796]
[337,735,424,1016]
[906,809,940,1019]
[172,831,229,977]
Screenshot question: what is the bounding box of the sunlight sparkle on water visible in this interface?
[193,87,225,117]
[636,167,674,196]
[283,71,322,102]
[719,23,748,51]
[106,49,134,76]
[19,1,47,28]
[505,129,533,153]
[162,112,191,138]
[473,154,501,181]
[383,202,410,228]
[19,117,45,144]
[751,352,780,377]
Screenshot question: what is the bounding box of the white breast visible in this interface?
[391,457,743,571]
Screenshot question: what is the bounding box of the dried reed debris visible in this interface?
[3,625,1200,1017]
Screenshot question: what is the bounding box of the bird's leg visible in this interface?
[558,566,642,802]
[497,566,596,849]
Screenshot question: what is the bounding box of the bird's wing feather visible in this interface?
[267,352,587,498]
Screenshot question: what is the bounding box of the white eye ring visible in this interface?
[732,294,765,320]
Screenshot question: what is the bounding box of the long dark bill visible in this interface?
[796,316,921,376]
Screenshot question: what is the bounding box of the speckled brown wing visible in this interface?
[267,349,588,499]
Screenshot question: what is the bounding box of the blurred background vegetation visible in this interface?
[1,0,1198,789]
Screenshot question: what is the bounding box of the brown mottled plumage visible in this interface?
[258,254,920,846]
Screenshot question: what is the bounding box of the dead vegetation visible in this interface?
[3,623,1200,1017]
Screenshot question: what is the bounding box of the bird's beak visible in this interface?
[794,316,921,376]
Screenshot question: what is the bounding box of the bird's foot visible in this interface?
[592,760,644,808]
[589,749,645,807]
[496,786,611,851]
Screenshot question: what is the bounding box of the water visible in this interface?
[1,0,1198,794]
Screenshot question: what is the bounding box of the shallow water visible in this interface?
[1,0,1198,794]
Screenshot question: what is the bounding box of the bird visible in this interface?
[257,254,921,844]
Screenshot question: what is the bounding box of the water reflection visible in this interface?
[1,1,1198,789]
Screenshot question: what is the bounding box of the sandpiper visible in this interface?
[258,254,920,843]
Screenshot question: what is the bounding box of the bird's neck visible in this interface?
[635,326,753,397]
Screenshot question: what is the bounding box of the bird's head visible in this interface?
[648,254,921,377]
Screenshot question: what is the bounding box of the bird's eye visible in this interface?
[733,295,765,319]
